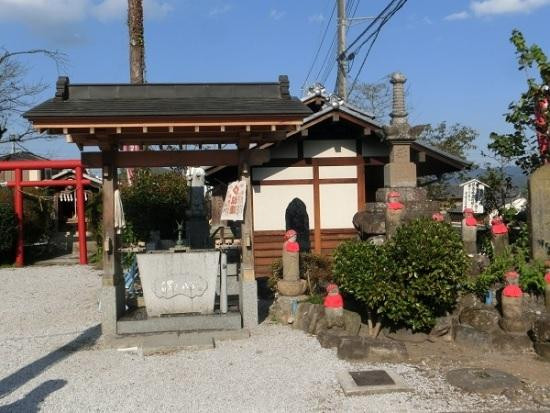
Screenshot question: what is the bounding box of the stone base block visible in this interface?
[337,336,408,361]
[499,317,531,335]
[269,295,309,324]
[534,342,550,361]
[383,163,417,188]
[317,328,349,348]
[376,186,427,202]
[453,325,491,350]
[277,279,307,297]
[240,279,258,329]
[99,284,125,336]
[491,331,533,353]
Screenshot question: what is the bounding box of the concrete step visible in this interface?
[116,312,242,335]
[109,329,250,355]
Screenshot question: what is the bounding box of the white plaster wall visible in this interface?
[318,165,357,179]
[28,170,41,181]
[319,184,357,229]
[252,166,312,181]
[363,140,389,156]
[270,141,298,158]
[252,184,314,230]
[303,140,356,158]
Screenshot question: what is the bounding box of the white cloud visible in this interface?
[269,9,285,20]
[444,11,470,20]
[308,13,325,23]
[471,0,550,16]
[0,0,89,24]
[209,4,232,17]
[0,0,173,25]
[92,0,173,21]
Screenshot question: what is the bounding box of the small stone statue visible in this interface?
[385,191,404,240]
[544,270,550,312]
[499,271,529,334]
[324,283,344,328]
[491,216,509,257]
[462,208,478,256]
[277,229,307,296]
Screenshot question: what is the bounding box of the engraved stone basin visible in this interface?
[137,250,220,317]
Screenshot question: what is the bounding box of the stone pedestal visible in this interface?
[462,222,477,256]
[384,162,417,188]
[529,164,550,261]
[277,279,307,296]
[492,233,509,257]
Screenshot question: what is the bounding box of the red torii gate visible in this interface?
[0,160,90,266]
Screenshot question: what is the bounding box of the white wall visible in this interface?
[252,166,312,181]
[252,184,314,230]
[304,140,356,158]
[318,165,357,179]
[319,183,357,229]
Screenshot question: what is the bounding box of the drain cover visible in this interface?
[350,370,395,386]
[338,369,411,396]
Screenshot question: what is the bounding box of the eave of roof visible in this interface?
[412,141,472,169]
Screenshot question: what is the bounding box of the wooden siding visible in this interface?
[253,228,358,278]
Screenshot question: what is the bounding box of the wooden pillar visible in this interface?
[99,148,124,335]
[239,158,255,281]
[313,165,321,255]
[102,150,122,286]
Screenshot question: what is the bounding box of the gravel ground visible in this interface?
[0,265,544,412]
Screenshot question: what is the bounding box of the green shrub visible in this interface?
[269,252,332,295]
[466,248,546,296]
[0,199,16,261]
[121,169,188,241]
[333,219,468,332]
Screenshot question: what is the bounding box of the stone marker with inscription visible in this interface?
[529,164,550,261]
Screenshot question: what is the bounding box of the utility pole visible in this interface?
[336,0,347,101]
[128,0,145,84]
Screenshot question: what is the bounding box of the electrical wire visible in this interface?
[347,0,409,95]
[301,2,336,91]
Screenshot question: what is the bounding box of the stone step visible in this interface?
[109,329,250,355]
[116,312,242,335]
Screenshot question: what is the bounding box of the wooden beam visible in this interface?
[81,149,271,168]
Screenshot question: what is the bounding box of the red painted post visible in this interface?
[75,166,88,265]
[14,168,24,267]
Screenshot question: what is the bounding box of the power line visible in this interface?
[302,2,336,91]
[347,0,409,95]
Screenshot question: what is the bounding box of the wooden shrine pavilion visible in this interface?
[24,75,311,334]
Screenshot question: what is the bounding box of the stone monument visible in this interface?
[545,270,550,312]
[529,164,550,261]
[277,229,307,296]
[186,167,210,249]
[462,208,478,256]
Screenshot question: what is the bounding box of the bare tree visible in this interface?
[348,80,392,122]
[128,0,145,84]
[0,48,66,145]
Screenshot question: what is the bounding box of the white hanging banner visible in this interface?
[221,180,247,221]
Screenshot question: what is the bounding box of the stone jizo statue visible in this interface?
[277,229,306,296]
[385,191,404,240]
[324,283,344,328]
[462,208,478,256]
[491,216,509,257]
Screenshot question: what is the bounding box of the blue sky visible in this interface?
[0,0,548,163]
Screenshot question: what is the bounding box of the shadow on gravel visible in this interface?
[0,379,67,413]
[0,324,101,400]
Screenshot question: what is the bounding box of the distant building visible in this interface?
[0,151,56,183]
